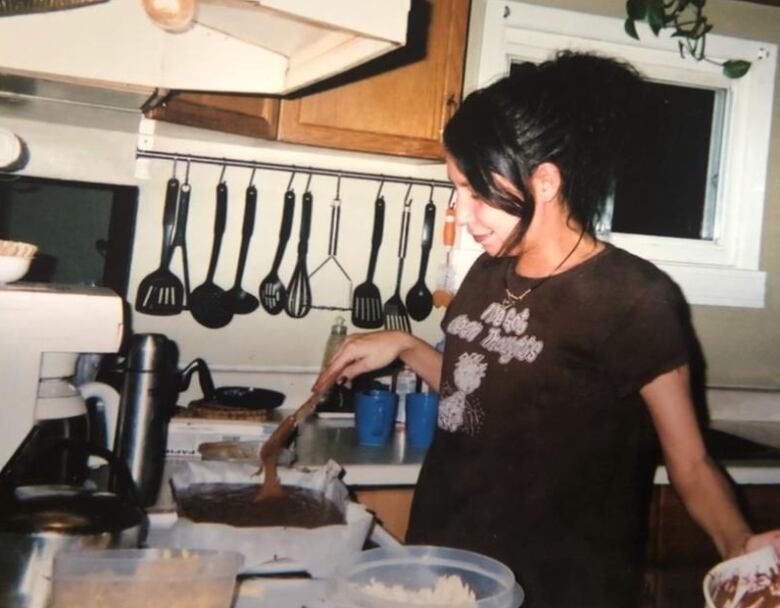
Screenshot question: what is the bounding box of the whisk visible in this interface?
[284,175,313,318]
[310,175,352,311]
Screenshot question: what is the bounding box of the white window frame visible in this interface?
[454,0,777,308]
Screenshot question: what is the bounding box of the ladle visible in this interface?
[189,173,232,328]
[222,169,259,315]
[405,198,436,321]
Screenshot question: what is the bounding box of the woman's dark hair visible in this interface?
[443,50,642,252]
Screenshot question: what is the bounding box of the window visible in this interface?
[0,175,138,298]
[455,0,777,307]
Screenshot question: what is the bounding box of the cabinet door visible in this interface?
[646,484,780,608]
[146,93,280,139]
[354,487,415,543]
[276,0,469,160]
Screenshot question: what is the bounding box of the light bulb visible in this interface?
[142,0,196,33]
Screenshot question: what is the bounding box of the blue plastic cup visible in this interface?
[355,389,398,446]
[405,392,439,449]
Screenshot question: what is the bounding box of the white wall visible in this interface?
[1,101,450,405]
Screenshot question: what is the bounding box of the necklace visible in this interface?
[501,229,586,308]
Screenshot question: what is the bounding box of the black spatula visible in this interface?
[351,196,385,328]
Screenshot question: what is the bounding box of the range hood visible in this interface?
[0,0,410,98]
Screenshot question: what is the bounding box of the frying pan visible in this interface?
[179,358,285,410]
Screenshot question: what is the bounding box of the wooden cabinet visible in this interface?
[146,0,469,160]
[644,484,780,607]
[354,487,415,543]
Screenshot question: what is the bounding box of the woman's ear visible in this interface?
[530,162,563,205]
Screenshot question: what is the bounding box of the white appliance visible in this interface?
[0,283,124,470]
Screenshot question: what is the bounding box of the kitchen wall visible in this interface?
[2,0,778,406]
[1,100,450,403]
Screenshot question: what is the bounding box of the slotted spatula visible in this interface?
[135,175,184,315]
[351,196,385,328]
[383,197,412,332]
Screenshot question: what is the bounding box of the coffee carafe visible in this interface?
[113,333,179,507]
[5,353,120,487]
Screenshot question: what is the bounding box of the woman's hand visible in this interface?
[313,331,415,392]
[740,531,780,558]
[313,330,444,393]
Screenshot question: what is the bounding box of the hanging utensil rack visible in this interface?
[135,149,454,190]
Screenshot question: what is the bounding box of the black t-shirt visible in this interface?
[406,244,690,608]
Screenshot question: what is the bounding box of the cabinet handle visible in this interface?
[442,94,459,133]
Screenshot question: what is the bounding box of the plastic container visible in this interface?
[703,545,780,608]
[328,545,524,608]
[51,548,244,608]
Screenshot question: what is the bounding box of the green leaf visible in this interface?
[646,0,666,35]
[691,0,706,7]
[626,0,647,20]
[624,17,640,40]
[723,59,751,79]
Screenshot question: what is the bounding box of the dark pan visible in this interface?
[211,386,285,410]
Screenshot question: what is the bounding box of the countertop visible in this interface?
[293,417,780,487]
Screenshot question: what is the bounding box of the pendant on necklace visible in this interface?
[501,287,533,310]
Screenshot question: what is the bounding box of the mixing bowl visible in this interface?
[327,545,524,607]
[703,545,780,608]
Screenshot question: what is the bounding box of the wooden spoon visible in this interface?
[255,366,342,501]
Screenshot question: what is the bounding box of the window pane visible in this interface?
[611,81,721,240]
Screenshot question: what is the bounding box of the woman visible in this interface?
[316,51,779,607]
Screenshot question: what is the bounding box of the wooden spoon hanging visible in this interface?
[255,366,343,501]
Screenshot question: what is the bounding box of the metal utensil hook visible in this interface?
[376,177,385,200]
[304,172,313,193]
[218,162,227,183]
[248,167,257,188]
[428,182,435,203]
[286,170,297,192]
[447,187,456,209]
[171,157,178,178]
[183,158,192,185]
[403,182,413,208]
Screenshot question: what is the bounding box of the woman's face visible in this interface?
[446,154,522,257]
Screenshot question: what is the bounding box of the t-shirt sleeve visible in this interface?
[596,272,691,397]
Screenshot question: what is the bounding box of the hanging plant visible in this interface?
[624,0,751,78]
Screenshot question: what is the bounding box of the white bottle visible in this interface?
[393,365,418,426]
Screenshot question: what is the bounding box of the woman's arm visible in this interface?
[641,365,753,558]
[314,330,444,393]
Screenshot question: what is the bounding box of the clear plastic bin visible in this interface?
[51,548,243,608]
[327,545,524,608]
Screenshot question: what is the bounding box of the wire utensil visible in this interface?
[310,174,352,311]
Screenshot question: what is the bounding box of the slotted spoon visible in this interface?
[351,196,385,328]
[259,189,295,315]
[384,197,412,332]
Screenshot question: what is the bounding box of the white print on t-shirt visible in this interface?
[438,352,487,433]
[447,303,544,366]
[442,302,544,434]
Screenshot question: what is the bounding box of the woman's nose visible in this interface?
[453,195,472,226]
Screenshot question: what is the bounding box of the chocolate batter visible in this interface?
[177,483,345,528]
